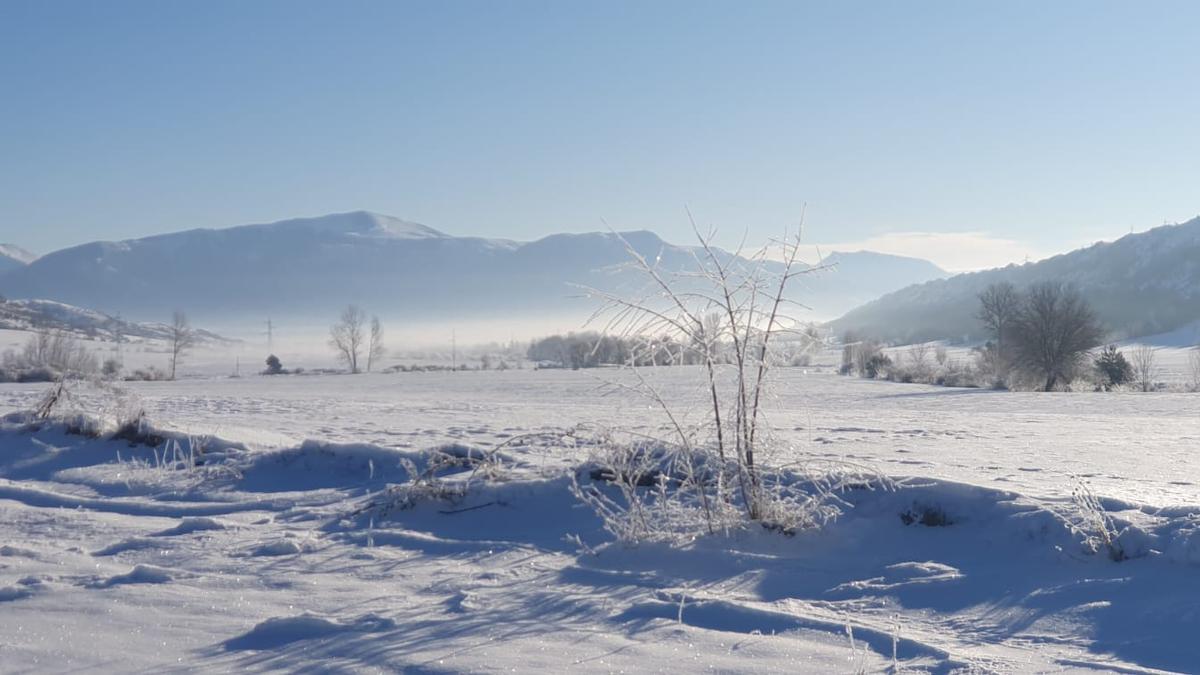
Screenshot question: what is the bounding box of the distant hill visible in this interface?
[0,211,944,328]
[0,298,231,345]
[0,244,35,275]
[828,216,1200,344]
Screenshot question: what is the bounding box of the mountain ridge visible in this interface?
[828,215,1200,344]
[0,211,946,331]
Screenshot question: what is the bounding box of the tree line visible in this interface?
[842,280,1193,392]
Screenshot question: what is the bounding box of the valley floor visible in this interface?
[1,368,1198,673]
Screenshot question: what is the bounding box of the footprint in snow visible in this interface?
[0,576,52,602]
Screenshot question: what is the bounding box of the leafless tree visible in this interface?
[1129,344,1159,392]
[168,311,196,380]
[1188,348,1200,392]
[329,305,367,373]
[367,316,386,372]
[934,343,949,367]
[10,331,97,375]
[907,342,932,376]
[977,281,1021,369]
[1011,282,1104,391]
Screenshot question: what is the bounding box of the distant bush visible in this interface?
[864,353,892,379]
[527,332,634,369]
[15,366,61,383]
[125,366,170,382]
[264,354,285,375]
[1093,345,1133,391]
[102,358,123,379]
[2,332,97,380]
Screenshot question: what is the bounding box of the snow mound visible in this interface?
[248,539,307,557]
[88,564,174,588]
[222,613,396,651]
[151,517,229,537]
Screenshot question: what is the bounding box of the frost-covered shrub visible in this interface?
[4,332,97,376]
[572,433,884,544]
[1058,480,1129,562]
[125,366,169,381]
[574,225,892,545]
[17,366,60,383]
[934,359,978,388]
[354,444,509,518]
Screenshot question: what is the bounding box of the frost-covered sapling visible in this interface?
[575,213,889,543]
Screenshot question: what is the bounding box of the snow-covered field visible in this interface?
[2,368,1198,672]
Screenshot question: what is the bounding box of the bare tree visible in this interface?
[329,305,367,373]
[907,342,932,377]
[1188,348,1200,392]
[977,282,1021,373]
[367,316,386,372]
[168,311,196,380]
[1129,344,1159,392]
[1011,283,1104,391]
[934,343,949,367]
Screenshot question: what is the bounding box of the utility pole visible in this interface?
[451,329,457,371]
[265,318,274,354]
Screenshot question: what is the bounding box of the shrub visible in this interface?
[125,366,170,382]
[864,353,892,379]
[102,358,123,379]
[574,224,892,543]
[1093,345,1133,391]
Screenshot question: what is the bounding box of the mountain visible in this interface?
[809,251,945,317]
[0,211,945,331]
[0,298,231,345]
[0,244,36,275]
[828,216,1200,344]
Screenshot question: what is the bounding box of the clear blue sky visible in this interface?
[2,1,1198,270]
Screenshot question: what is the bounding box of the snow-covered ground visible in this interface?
[2,368,1198,672]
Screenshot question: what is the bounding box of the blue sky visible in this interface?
[2,1,1197,270]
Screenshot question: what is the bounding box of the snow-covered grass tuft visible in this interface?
[1059,479,1131,561]
[349,443,512,519]
[571,430,895,545]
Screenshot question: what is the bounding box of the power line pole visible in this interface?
[265,318,274,354]
[451,329,457,371]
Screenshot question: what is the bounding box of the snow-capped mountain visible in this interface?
[0,244,36,275]
[828,215,1200,344]
[0,211,944,328]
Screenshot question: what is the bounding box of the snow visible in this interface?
[0,244,36,274]
[0,367,1198,672]
[0,243,37,265]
